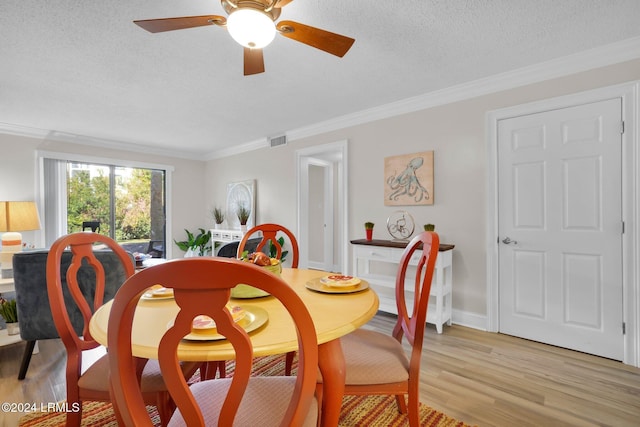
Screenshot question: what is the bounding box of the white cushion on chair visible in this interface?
[341,329,410,385]
[77,355,111,392]
[168,376,317,427]
[77,354,196,393]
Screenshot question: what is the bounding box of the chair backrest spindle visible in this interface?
[392,231,440,353]
[237,223,299,267]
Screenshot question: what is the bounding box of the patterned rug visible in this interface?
[19,356,472,426]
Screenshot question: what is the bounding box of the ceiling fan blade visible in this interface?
[244,48,265,75]
[276,21,355,57]
[134,15,226,33]
[274,0,296,7]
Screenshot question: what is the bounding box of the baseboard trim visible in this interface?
[451,309,487,331]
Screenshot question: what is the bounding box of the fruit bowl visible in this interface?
[231,256,282,298]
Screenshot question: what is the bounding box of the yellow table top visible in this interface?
[89,268,379,362]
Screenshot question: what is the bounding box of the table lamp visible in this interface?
[0,201,41,279]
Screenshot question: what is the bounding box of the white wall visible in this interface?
[206,58,640,325]
[2,58,639,324]
[0,135,207,258]
[0,135,42,246]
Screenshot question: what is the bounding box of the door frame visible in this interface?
[295,140,349,273]
[486,82,639,366]
[305,157,334,271]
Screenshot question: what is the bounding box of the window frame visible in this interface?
[36,150,174,258]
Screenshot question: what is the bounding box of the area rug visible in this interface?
[19,356,471,427]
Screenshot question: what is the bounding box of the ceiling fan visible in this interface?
[134,0,355,76]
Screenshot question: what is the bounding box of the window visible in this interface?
[39,152,172,258]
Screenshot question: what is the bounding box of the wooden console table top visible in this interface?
[350,239,455,252]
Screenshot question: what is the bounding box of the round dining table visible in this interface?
[89,267,379,427]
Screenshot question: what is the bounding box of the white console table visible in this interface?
[351,239,454,334]
[0,277,15,293]
[210,228,246,255]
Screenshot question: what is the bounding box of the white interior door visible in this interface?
[498,98,624,360]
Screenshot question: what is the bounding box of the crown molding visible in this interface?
[203,137,269,160]
[3,36,639,161]
[283,36,640,144]
[0,122,208,161]
[0,120,269,161]
[0,122,49,139]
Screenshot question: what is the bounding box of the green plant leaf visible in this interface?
[175,228,212,254]
[267,236,288,262]
[0,298,18,323]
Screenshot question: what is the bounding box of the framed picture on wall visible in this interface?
[226,180,256,229]
[384,151,434,206]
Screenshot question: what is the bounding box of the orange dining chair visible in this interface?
[237,223,300,267]
[237,223,300,376]
[317,231,440,427]
[46,232,198,426]
[107,257,319,427]
[201,222,300,380]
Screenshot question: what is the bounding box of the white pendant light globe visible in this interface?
[227,8,276,49]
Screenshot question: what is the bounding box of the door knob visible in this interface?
[502,237,518,245]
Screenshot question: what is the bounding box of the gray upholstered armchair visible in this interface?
[216,237,262,258]
[12,249,133,379]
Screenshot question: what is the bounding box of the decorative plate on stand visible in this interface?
[386,210,415,241]
[226,180,256,230]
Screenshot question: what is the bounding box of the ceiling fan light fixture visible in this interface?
[227,8,276,49]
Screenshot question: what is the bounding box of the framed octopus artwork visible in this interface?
[384,150,434,206]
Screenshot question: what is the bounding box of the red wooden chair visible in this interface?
[317,231,440,427]
[237,223,299,267]
[200,222,301,380]
[237,223,300,375]
[46,232,198,426]
[108,257,318,426]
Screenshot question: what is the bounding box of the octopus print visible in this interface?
[384,151,434,206]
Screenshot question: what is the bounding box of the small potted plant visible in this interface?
[424,224,435,232]
[364,222,375,241]
[212,207,225,229]
[174,228,212,257]
[0,297,19,335]
[237,204,251,231]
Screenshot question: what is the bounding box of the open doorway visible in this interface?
[296,141,348,273]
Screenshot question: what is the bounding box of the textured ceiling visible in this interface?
[1,0,640,159]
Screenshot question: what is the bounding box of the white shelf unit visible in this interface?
[0,328,22,346]
[0,277,15,293]
[210,228,246,255]
[351,240,453,333]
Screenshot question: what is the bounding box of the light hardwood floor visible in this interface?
[1,313,639,426]
[366,313,640,427]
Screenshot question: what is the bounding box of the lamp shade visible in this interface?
[0,201,41,232]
